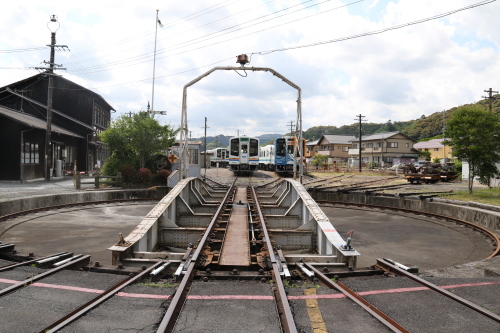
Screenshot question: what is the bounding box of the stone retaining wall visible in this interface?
[0,187,170,217]
[310,191,500,232]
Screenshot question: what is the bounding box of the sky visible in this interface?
[1,0,499,139]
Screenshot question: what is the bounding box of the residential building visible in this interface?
[0,73,114,180]
[310,135,356,161]
[413,138,453,161]
[305,139,319,158]
[348,131,417,166]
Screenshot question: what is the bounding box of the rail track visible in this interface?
[1,176,499,332]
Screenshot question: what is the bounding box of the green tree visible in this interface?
[102,112,178,171]
[418,150,431,161]
[312,154,329,166]
[443,105,500,193]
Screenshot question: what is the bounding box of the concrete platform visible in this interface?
[0,270,124,333]
[0,202,156,265]
[342,276,500,332]
[173,281,281,333]
[320,205,494,270]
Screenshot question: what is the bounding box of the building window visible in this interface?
[388,142,398,148]
[22,142,40,164]
[377,142,383,148]
[406,143,410,148]
[366,143,373,148]
[361,143,365,148]
[338,146,341,149]
[434,148,439,151]
[342,146,349,152]
[425,148,429,151]
[384,156,394,163]
[352,144,357,149]
[362,157,369,163]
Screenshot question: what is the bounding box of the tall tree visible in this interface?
[102,112,178,170]
[443,105,500,193]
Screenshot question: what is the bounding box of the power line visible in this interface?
[251,0,496,56]
[65,0,325,74]
[0,47,46,53]
[50,0,495,91]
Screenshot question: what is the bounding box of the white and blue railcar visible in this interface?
[259,136,300,172]
[207,147,228,167]
[229,136,259,173]
[259,145,274,170]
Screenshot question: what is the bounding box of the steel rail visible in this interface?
[0,252,68,271]
[376,258,500,323]
[0,255,91,297]
[305,263,409,333]
[317,200,500,258]
[251,186,298,333]
[0,198,161,222]
[40,261,164,333]
[157,179,237,333]
[316,176,400,190]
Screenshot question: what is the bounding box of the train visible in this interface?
[206,147,228,167]
[228,136,260,173]
[259,136,305,173]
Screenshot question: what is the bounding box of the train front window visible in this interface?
[250,139,258,156]
[241,144,248,154]
[217,150,221,158]
[231,139,239,156]
[276,139,286,157]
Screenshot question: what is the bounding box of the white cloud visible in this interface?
[1,0,499,137]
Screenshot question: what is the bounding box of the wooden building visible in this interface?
[0,73,114,180]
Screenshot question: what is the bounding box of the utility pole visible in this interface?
[482,88,498,112]
[287,120,295,136]
[35,15,68,181]
[355,114,365,173]
[202,117,209,173]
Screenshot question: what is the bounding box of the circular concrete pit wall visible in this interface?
[309,191,500,232]
[0,187,170,217]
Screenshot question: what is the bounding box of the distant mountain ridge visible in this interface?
[304,95,500,141]
[195,96,500,149]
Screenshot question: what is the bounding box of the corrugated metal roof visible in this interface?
[413,138,448,148]
[0,106,84,138]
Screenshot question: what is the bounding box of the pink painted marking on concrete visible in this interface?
[322,229,338,233]
[31,282,104,294]
[440,281,500,289]
[288,294,346,300]
[1,277,499,301]
[116,292,172,300]
[187,295,274,300]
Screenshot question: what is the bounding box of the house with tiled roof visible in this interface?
[348,131,417,166]
[309,135,356,161]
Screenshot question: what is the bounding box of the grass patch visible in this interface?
[437,188,500,206]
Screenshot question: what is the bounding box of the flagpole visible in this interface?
[151,9,159,116]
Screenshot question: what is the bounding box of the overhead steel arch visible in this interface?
[178,66,303,183]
